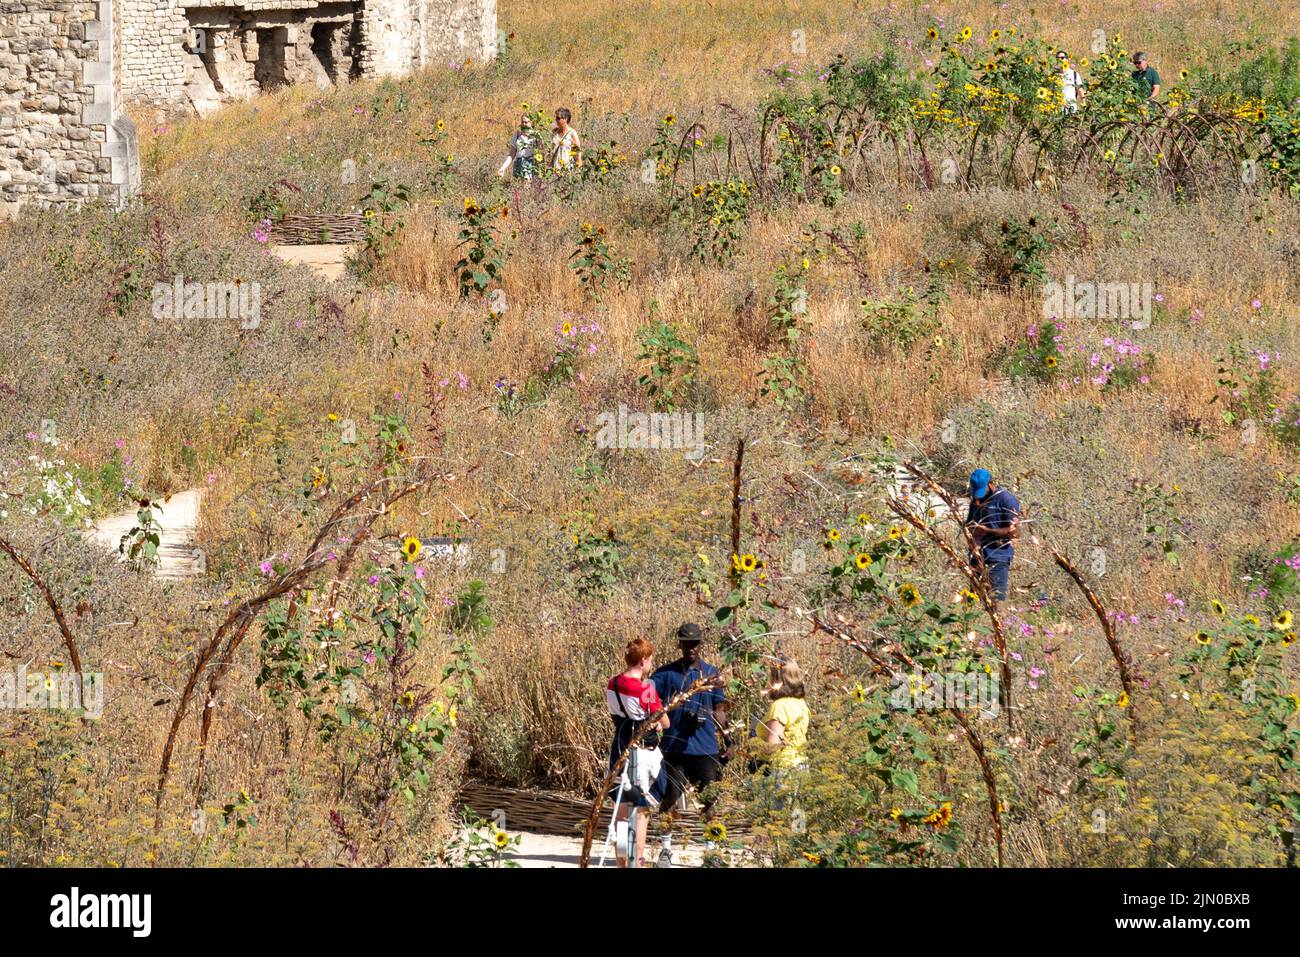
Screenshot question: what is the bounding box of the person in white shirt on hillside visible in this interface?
[1057,50,1084,113]
[1055,50,1086,112]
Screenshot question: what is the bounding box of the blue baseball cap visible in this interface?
[969,468,991,499]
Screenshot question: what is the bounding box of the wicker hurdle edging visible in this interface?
[268,214,367,245]
[458,780,749,840]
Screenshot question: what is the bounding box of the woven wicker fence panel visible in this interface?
[458,781,748,839]
[268,214,367,245]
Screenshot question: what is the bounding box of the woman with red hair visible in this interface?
[605,637,669,866]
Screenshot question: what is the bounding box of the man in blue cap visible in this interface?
[965,468,1021,609]
[652,622,728,820]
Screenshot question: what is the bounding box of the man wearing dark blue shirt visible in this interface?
[965,468,1021,610]
[651,623,728,820]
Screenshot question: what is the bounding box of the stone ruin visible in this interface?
[1,0,496,216]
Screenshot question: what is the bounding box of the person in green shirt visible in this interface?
[1131,52,1161,101]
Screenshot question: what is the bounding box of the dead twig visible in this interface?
[1048,544,1137,735]
[889,461,1013,728]
[153,470,436,842]
[729,437,746,590]
[0,535,85,677]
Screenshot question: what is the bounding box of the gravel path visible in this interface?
[87,488,205,579]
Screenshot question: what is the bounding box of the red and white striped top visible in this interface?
[606,674,661,721]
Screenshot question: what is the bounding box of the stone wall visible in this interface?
[421,0,495,68]
[0,0,492,214]
[122,0,498,107]
[0,0,139,216]
[119,0,187,100]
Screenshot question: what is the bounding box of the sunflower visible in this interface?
[830,165,842,177]
[1244,614,1261,628]
[560,321,573,336]
[738,553,758,573]
[493,829,510,850]
[401,536,422,562]
[1195,630,1212,645]
[691,184,704,198]
[801,256,812,270]
[898,583,922,608]
[922,801,953,829]
[889,806,903,821]
[926,27,939,40]
[852,684,866,703]
[1116,691,1130,708]
[704,822,727,841]
[825,528,841,542]
[888,525,903,540]
[1044,355,1058,368]
[990,29,1001,40]
[1210,599,1226,617]
[435,118,446,131]
[959,589,979,605]
[958,26,972,41]
[1274,610,1294,631]
[856,512,872,525]
[854,552,872,570]
[400,690,415,708]
[1284,632,1297,648]
[664,114,676,126]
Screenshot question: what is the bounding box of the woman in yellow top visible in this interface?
[753,660,810,770]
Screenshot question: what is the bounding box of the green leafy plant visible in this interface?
[454,196,510,300]
[118,501,162,570]
[635,317,698,411]
[569,222,631,297]
[683,179,751,264]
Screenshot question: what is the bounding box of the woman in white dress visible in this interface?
[549,107,583,172]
